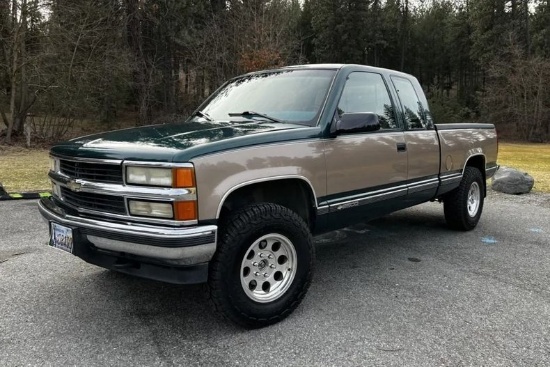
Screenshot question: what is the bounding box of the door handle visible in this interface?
[397,142,407,152]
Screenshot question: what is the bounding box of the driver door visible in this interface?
[322,72,408,227]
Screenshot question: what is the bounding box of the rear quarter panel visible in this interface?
[435,124,498,176]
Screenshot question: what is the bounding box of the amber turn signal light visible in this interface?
[172,167,195,188]
[174,201,197,221]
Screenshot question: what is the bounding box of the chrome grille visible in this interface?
[60,160,123,184]
[60,187,126,214]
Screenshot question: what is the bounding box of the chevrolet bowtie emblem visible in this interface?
[66,180,82,192]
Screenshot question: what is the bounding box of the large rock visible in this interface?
[491,166,534,194]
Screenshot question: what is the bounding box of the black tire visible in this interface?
[208,203,315,328]
[444,166,485,231]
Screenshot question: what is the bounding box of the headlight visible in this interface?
[128,200,174,219]
[128,200,198,221]
[49,157,60,172]
[126,166,195,188]
[126,167,172,186]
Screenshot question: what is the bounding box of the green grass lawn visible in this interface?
[0,142,549,193]
[0,147,50,192]
[498,143,550,192]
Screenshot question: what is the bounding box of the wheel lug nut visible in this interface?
[268,254,274,259]
[254,272,260,277]
[263,273,269,278]
[270,264,276,269]
[259,253,265,258]
[252,262,258,267]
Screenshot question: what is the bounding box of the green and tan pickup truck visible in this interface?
[39,64,498,327]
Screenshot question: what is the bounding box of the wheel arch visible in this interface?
[216,177,318,229]
[464,153,486,195]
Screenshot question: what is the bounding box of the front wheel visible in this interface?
[208,203,314,328]
[444,166,485,231]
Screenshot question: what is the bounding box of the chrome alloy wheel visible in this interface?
[467,182,481,217]
[240,234,297,303]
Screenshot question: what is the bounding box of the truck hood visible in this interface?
[51,121,318,162]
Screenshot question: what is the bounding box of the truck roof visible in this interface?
[244,63,415,80]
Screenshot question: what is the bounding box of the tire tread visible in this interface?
[444,166,484,231]
[207,203,314,328]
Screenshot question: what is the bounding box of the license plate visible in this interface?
[50,222,74,254]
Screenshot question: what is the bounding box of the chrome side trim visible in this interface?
[317,205,329,216]
[440,172,463,185]
[407,178,439,194]
[326,176,441,212]
[440,171,462,178]
[215,175,320,218]
[328,186,408,212]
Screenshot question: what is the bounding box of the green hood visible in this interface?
[51,121,320,162]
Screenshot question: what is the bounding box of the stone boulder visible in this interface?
[491,166,534,194]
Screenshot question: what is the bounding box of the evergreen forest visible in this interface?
[1,0,550,144]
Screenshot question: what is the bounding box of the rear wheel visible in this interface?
[444,166,484,231]
[208,203,314,328]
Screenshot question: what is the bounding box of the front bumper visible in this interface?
[38,197,217,284]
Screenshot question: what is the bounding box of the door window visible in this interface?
[337,72,398,129]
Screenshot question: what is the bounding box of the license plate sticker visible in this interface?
[50,223,74,254]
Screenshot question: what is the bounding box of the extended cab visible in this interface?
[39,64,498,327]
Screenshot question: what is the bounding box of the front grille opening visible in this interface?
[60,160,123,184]
[61,187,126,214]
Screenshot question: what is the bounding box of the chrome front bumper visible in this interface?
[38,197,217,266]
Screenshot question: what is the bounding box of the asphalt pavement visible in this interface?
[1,191,549,366]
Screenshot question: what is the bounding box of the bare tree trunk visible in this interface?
[6,0,18,144]
[14,0,27,134]
[400,0,408,72]
[524,0,530,56]
[126,0,152,125]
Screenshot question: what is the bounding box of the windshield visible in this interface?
[197,69,337,126]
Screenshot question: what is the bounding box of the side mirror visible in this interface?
[335,112,381,135]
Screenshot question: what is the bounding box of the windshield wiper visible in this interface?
[193,110,214,122]
[228,111,284,123]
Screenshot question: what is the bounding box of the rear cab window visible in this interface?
[391,76,431,130]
